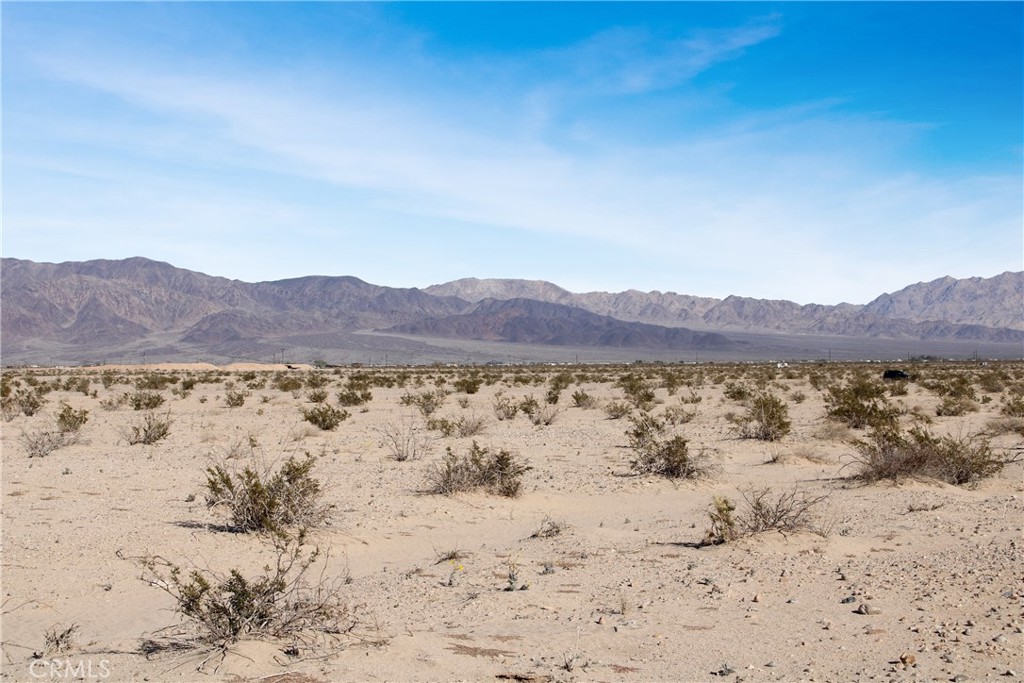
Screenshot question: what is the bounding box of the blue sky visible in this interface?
[3,2,1021,304]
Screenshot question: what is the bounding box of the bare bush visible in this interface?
[137,531,372,651]
[738,487,830,534]
[378,418,431,462]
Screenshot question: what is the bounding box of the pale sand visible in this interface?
[1,364,1021,682]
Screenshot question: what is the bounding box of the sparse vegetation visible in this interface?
[626,412,715,479]
[737,392,791,441]
[378,418,431,462]
[138,530,366,649]
[302,404,349,431]
[846,424,1017,486]
[204,454,331,532]
[426,441,530,497]
[121,410,173,445]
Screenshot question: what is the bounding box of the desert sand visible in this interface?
[1,362,1021,683]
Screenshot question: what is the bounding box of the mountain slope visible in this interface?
[1,257,1020,365]
[386,298,736,350]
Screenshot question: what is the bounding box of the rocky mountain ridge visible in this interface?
[2,257,1020,364]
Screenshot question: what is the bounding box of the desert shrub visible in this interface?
[205,454,330,532]
[679,390,703,405]
[518,395,540,417]
[1002,392,1024,418]
[122,410,173,445]
[135,373,179,390]
[337,387,372,407]
[737,487,829,534]
[604,400,632,420]
[935,394,977,417]
[20,427,79,458]
[400,389,448,417]
[303,373,330,389]
[274,374,304,393]
[846,425,1017,486]
[545,372,573,405]
[306,388,328,404]
[722,382,751,402]
[14,388,47,417]
[379,418,431,462]
[617,373,656,411]
[180,377,197,392]
[703,487,828,544]
[986,416,1024,438]
[704,496,738,545]
[301,404,348,431]
[737,392,791,441]
[626,412,714,479]
[977,371,1006,394]
[571,390,597,409]
[127,391,165,411]
[662,403,697,426]
[492,393,519,421]
[425,441,530,497]
[529,404,561,426]
[452,374,483,395]
[55,403,89,433]
[224,389,249,408]
[138,531,365,649]
[823,376,899,430]
[63,376,91,395]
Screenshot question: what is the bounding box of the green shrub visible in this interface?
[492,393,519,421]
[738,392,791,441]
[127,391,165,411]
[55,403,89,433]
[138,531,362,648]
[306,388,328,404]
[301,404,349,431]
[337,387,372,407]
[122,410,173,445]
[571,390,597,409]
[224,389,249,408]
[846,424,1017,485]
[723,382,751,402]
[204,454,330,532]
[545,372,573,405]
[14,388,47,417]
[452,374,483,395]
[604,400,632,420]
[617,373,656,410]
[824,376,898,430]
[626,412,714,479]
[426,441,530,497]
[400,389,447,417]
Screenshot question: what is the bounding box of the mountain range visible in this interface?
[2,257,1021,365]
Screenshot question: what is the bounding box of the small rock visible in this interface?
[841,596,857,604]
[952,675,968,682]
[1005,671,1017,678]
[993,634,1006,643]
[900,652,916,666]
[752,593,762,603]
[856,603,882,615]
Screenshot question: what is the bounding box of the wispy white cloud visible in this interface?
[5,13,1021,304]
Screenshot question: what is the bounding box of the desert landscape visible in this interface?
[1,360,1021,683]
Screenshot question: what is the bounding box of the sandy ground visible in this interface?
[1,363,1021,683]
